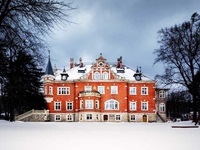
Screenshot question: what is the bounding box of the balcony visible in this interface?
[79,91,101,97]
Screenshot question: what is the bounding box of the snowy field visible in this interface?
[0,120,199,150]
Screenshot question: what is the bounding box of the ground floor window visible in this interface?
[86,114,92,120]
[96,114,99,120]
[130,115,136,121]
[55,115,61,121]
[67,114,73,121]
[115,115,121,121]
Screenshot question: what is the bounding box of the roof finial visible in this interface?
[48,50,50,59]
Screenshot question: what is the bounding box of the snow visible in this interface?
[0,121,199,150]
[54,65,152,81]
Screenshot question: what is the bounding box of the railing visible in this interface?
[79,91,101,97]
[15,109,49,121]
[156,112,166,122]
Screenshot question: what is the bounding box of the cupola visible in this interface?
[61,67,69,81]
[134,67,142,81]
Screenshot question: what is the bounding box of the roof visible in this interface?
[45,57,54,76]
[54,64,153,81]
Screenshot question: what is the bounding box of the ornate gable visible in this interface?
[87,53,115,80]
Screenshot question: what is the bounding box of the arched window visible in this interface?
[105,99,119,110]
[159,103,165,112]
[94,72,100,80]
[102,72,109,80]
[159,90,165,98]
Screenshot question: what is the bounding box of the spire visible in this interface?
[45,50,54,75]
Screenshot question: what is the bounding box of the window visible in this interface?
[98,86,105,94]
[141,102,148,110]
[130,102,137,110]
[57,87,70,95]
[105,99,119,110]
[111,86,118,94]
[67,115,73,121]
[96,114,99,120]
[66,102,73,110]
[95,100,99,109]
[86,114,92,120]
[80,100,83,109]
[141,87,148,95]
[85,100,93,109]
[44,86,47,95]
[94,72,100,80]
[130,115,136,121]
[116,115,121,121]
[102,72,109,79]
[159,91,165,98]
[54,102,61,110]
[130,87,136,95]
[159,103,165,112]
[85,86,92,92]
[49,86,53,95]
[55,115,61,121]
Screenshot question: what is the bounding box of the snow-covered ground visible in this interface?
[0,120,199,150]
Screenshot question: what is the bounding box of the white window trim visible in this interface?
[95,100,99,109]
[66,114,73,121]
[141,87,148,95]
[130,102,137,110]
[55,115,61,121]
[54,102,61,111]
[85,100,93,109]
[115,115,121,121]
[105,99,119,110]
[94,72,100,80]
[111,86,118,94]
[129,87,136,95]
[49,86,53,95]
[80,100,84,109]
[159,90,165,98]
[86,114,92,120]
[159,103,165,112]
[102,72,109,80]
[84,86,92,92]
[57,87,70,95]
[98,86,105,94]
[141,101,148,111]
[66,102,73,111]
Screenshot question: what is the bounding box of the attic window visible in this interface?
[116,68,125,73]
[99,62,103,66]
[78,68,85,73]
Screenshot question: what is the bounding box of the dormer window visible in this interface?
[78,68,85,73]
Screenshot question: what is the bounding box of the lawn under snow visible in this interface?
[0,120,199,150]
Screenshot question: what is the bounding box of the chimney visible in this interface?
[79,57,83,67]
[70,58,74,69]
[119,56,123,69]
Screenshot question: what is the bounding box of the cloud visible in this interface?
[46,0,200,79]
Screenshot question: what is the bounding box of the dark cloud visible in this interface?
[46,0,200,79]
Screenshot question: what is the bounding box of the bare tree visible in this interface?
[154,13,200,122]
[0,0,75,121]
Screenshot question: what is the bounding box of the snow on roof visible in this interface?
[54,64,153,81]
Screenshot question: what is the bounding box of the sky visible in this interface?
[46,0,200,79]
[0,120,199,150]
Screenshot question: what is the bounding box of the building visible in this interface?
[42,53,167,122]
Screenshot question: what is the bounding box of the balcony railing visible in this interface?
[79,90,101,97]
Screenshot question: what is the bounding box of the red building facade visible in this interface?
[42,54,166,122]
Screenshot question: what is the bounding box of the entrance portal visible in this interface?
[103,115,108,121]
[143,115,147,122]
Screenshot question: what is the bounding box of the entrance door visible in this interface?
[103,115,108,121]
[143,115,147,122]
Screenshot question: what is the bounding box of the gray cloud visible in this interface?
[46,0,200,79]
